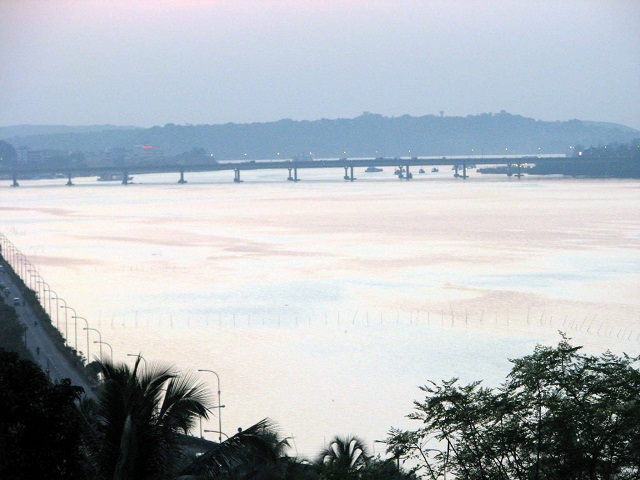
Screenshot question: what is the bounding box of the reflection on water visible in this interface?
[1,173,639,457]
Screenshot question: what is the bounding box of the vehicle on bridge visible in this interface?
[292,153,314,162]
[98,173,134,182]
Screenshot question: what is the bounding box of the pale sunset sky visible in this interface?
[1,0,639,129]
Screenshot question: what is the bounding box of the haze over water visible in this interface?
[2,171,639,458]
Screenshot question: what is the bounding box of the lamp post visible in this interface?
[48,289,60,330]
[61,304,78,350]
[204,429,229,441]
[11,247,20,274]
[127,353,146,371]
[74,316,89,361]
[94,340,113,360]
[28,269,38,295]
[58,298,69,344]
[28,270,42,301]
[35,278,52,318]
[42,281,52,319]
[198,369,223,443]
[19,256,30,283]
[7,243,18,272]
[85,327,102,359]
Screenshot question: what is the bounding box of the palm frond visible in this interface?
[179,418,281,478]
[159,371,213,433]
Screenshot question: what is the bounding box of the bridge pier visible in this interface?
[178,170,187,184]
[122,171,130,185]
[405,165,412,180]
[507,164,513,177]
[11,172,19,187]
[287,167,299,182]
[516,164,522,178]
[234,168,242,183]
[343,166,355,181]
[462,160,468,179]
[66,173,74,186]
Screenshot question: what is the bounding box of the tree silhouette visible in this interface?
[386,336,640,479]
[316,435,370,479]
[0,348,86,479]
[0,140,17,166]
[86,357,212,480]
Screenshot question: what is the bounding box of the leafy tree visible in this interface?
[357,457,419,480]
[0,299,29,359]
[0,348,86,479]
[386,336,640,479]
[85,357,213,480]
[0,140,17,165]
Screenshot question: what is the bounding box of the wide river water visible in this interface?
[1,169,639,458]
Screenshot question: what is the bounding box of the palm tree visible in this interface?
[179,418,295,479]
[317,435,370,478]
[86,356,213,480]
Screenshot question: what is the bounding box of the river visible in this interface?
[1,169,639,458]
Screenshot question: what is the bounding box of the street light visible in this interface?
[48,289,60,330]
[7,242,19,268]
[199,369,223,443]
[28,270,42,300]
[18,253,29,281]
[58,298,69,344]
[94,340,113,360]
[74,316,89,361]
[61,305,78,350]
[85,327,102,359]
[204,429,229,441]
[35,278,52,318]
[127,353,146,371]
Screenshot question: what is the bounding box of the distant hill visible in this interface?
[0,124,139,140]
[3,112,639,159]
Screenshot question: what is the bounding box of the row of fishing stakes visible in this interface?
[0,232,113,363]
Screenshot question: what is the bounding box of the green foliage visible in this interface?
[357,457,419,480]
[8,115,639,159]
[0,140,17,165]
[0,298,30,359]
[386,336,640,479]
[0,348,86,479]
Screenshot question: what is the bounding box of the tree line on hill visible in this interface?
[2,112,639,161]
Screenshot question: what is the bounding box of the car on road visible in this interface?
[12,297,21,306]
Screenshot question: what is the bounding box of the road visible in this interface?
[1,269,96,399]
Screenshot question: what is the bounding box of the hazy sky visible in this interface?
[1,0,639,129]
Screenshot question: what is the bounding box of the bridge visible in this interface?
[1,155,636,186]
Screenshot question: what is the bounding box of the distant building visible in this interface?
[126,144,167,164]
[16,147,62,165]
